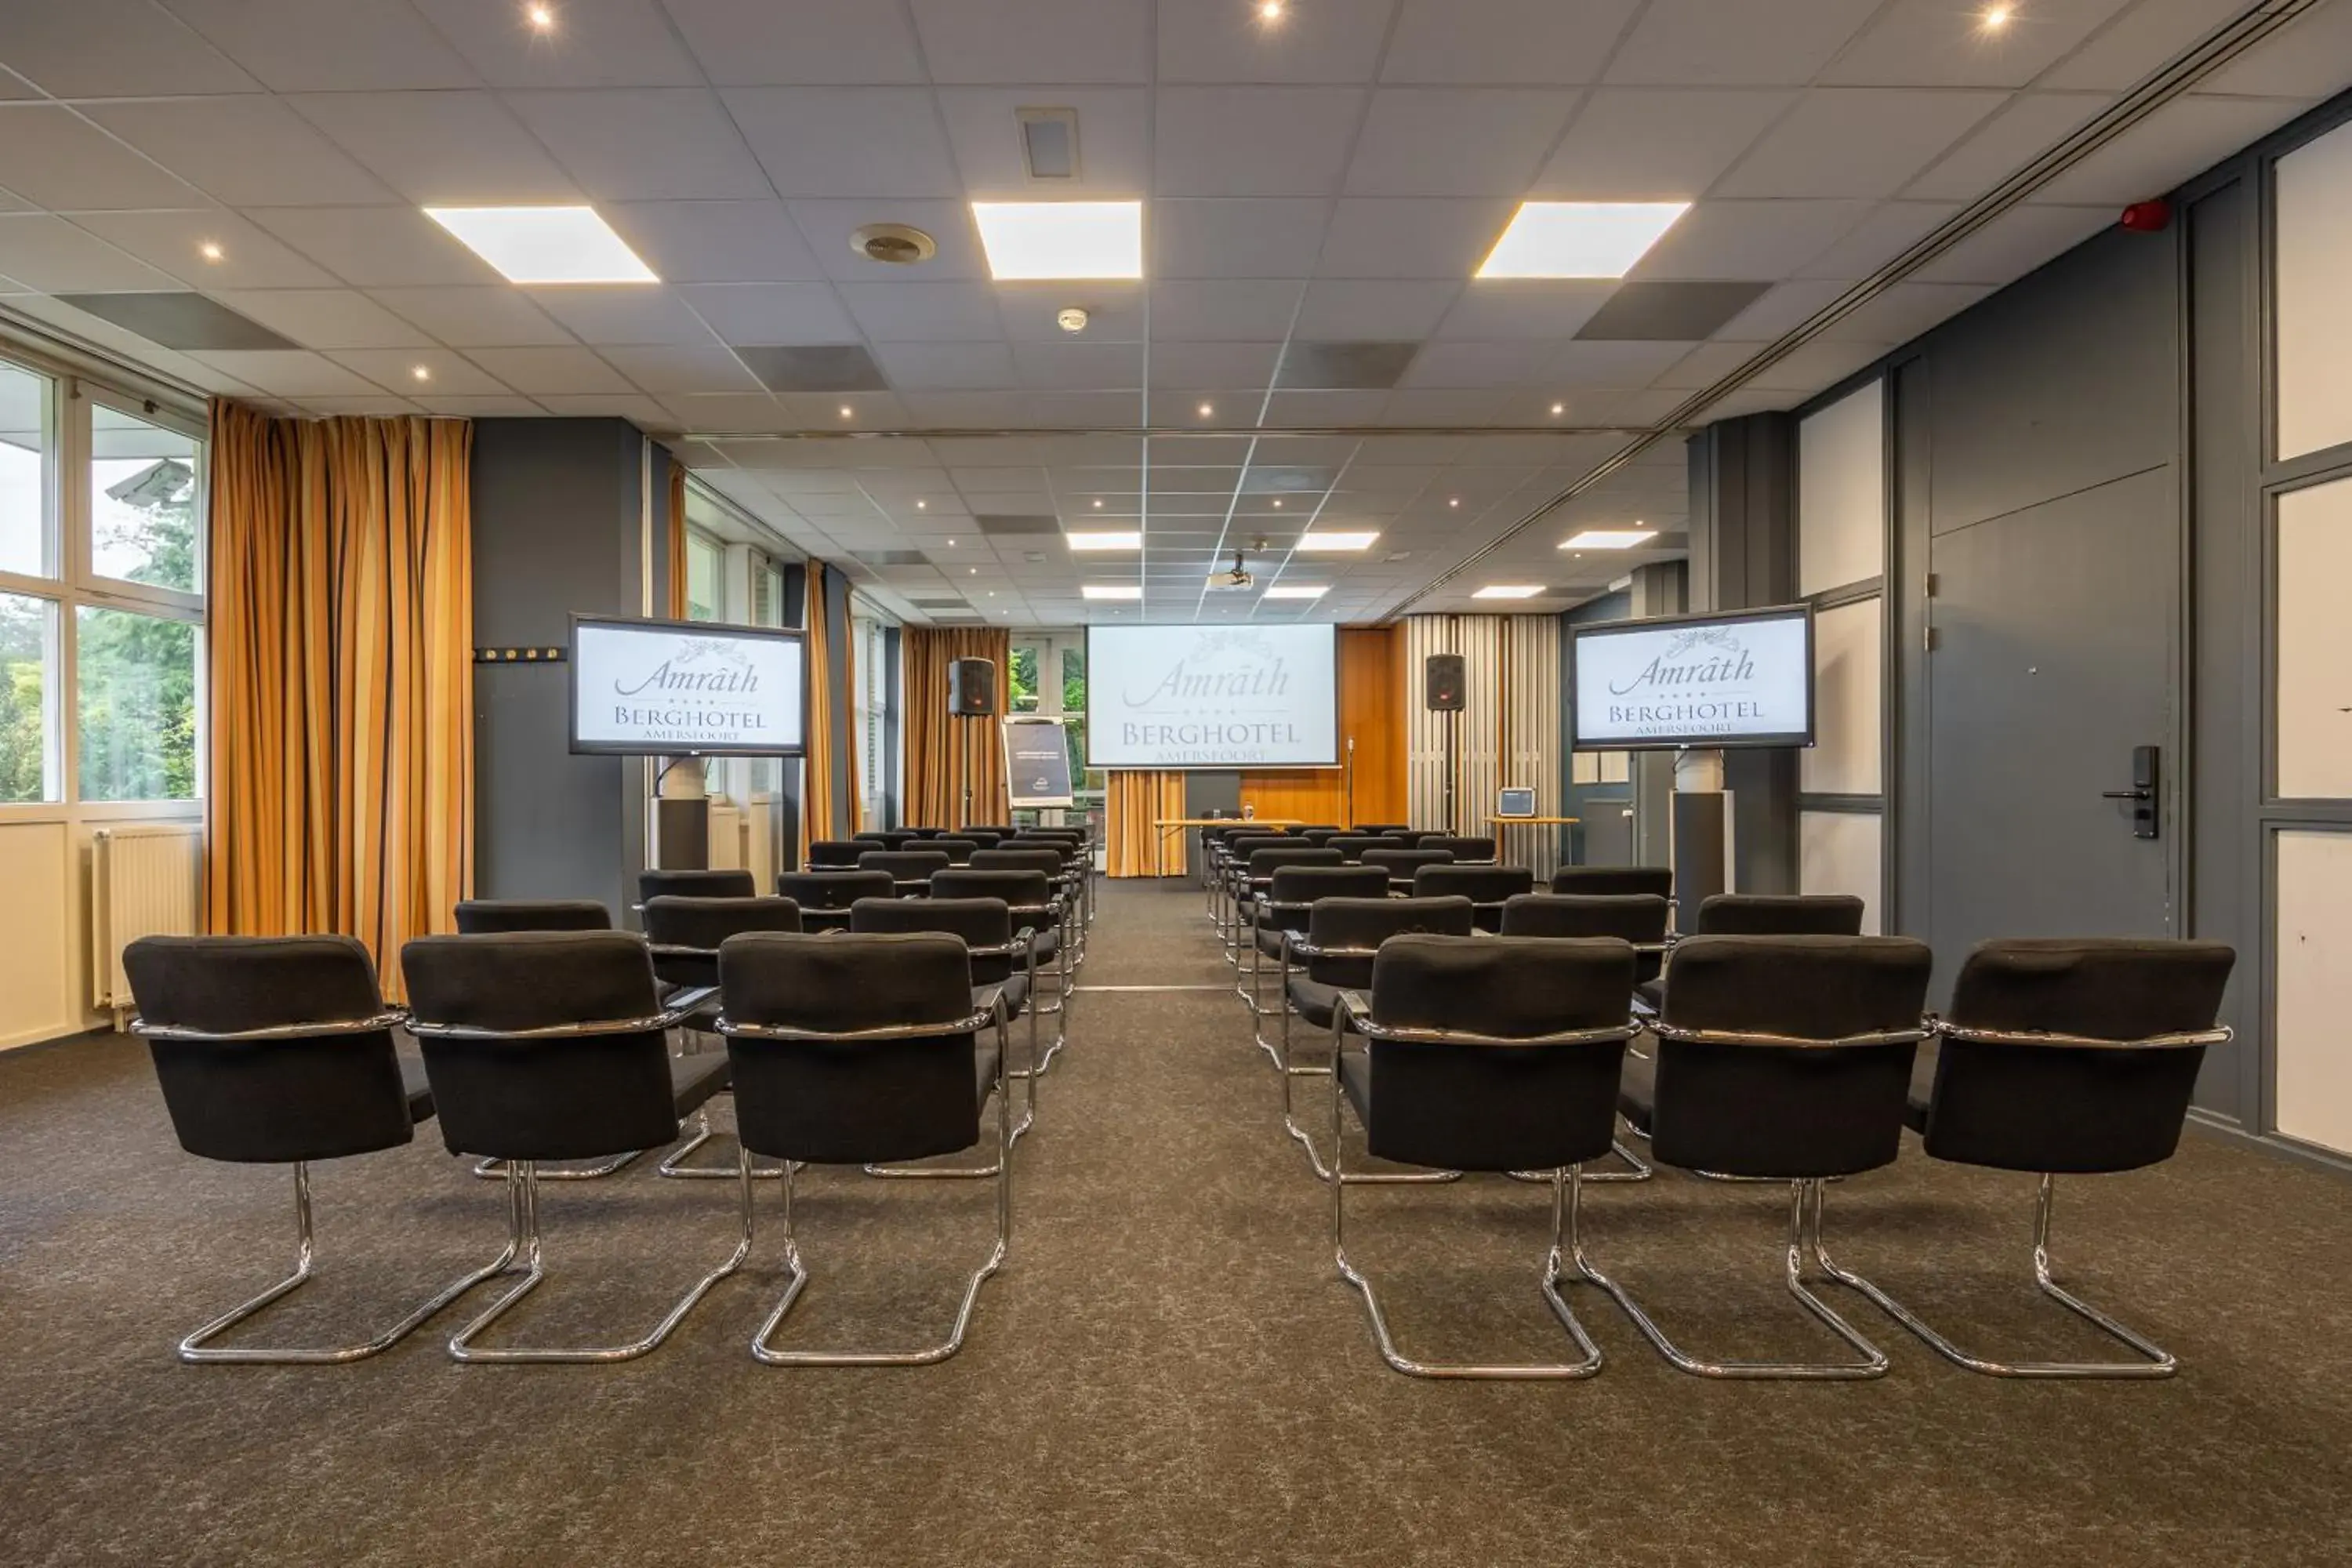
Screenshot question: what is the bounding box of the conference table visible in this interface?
[1152,816,1305,845]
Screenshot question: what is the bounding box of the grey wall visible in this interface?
[1560,589,1632,866]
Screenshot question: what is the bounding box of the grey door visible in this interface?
[1926,466,2178,988]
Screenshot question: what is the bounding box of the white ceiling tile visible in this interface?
[1606,0,1886,86]
[910,0,1150,84]
[1631,199,1873,281]
[249,207,502,287]
[1794,200,1958,279]
[1381,0,1641,84]
[1911,201,2118,283]
[505,89,774,201]
[330,347,511,395]
[288,92,581,205]
[1294,278,1464,337]
[1157,0,1392,83]
[872,340,1019,391]
[1263,388,1389,423]
[1745,336,1894,393]
[1011,340,1144,390]
[599,344,764,393]
[1817,280,1995,343]
[662,0,924,85]
[0,214,180,292]
[371,285,575,345]
[837,281,1007,342]
[1150,198,1331,278]
[1344,88,1582,196]
[0,0,260,96]
[1148,340,1283,389]
[1715,89,2009,200]
[0,293,249,387]
[0,106,202,211]
[70,209,339,289]
[1381,389,1516,425]
[165,0,477,91]
[186,348,385,396]
[2035,93,2313,204]
[1824,0,2136,89]
[2043,0,2246,92]
[1155,88,1367,197]
[1315,198,1518,279]
[1533,87,1796,200]
[1719,278,1849,338]
[296,396,426,416]
[205,288,434,349]
[412,394,548,416]
[666,391,790,429]
[533,393,677,426]
[1905,92,2115,200]
[1027,390,1145,426]
[1397,339,1555,388]
[410,0,704,88]
[1432,280,1617,339]
[80,97,400,209]
[998,280,1145,340]
[599,201,822,285]
[1543,339,1697,387]
[790,200,993,282]
[936,87,1151,199]
[1149,280,1304,341]
[463,345,636,394]
[524,285,723,346]
[724,89,961,199]
[677,282,861,345]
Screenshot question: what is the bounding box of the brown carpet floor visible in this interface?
[3,879,2350,1567]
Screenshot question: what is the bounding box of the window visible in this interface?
[0,354,206,810]
[685,529,724,622]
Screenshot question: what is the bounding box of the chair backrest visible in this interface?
[1409,864,1536,927]
[1377,828,1431,845]
[1246,846,1343,881]
[401,931,682,1161]
[1018,827,1085,844]
[855,829,920,850]
[958,829,1004,849]
[455,898,611,935]
[1359,847,1454,886]
[1297,828,1340,845]
[852,895,1018,983]
[1301,895,1475,987]
[970,848,1066,880]
[1356,934,1637,1173]
[1221,833,1290,862]
[931,837,982,865]
[642,895,803,987]
[904,826,946,838]
[1652,935,1934,1179]
[775,869,898,929]
[963,823,1019,839]
[1695,893,1865,936]
[1352,822,1409,837]
[719,933,992,1165]
[858,849,953,888]
[1262,865,1393,933]
[1418,835,1497,862]
[1925,938,2235,1174]
[808,839,870,868]
[929,868,1055,921]
[637,868,755,902]
[1550,865,1673,900]
[1323,833,1385,862]
[1500,892,1670,944]
[124,935,413,1165]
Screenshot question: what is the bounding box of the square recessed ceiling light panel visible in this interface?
[1065,531,1143,550]
[1263,584,1327,598]
[1476,202,1690,280]
[1473,584,1545,599]
[971,201,1143,280]
[1082,583,1144,600]
[1294,531,1380,551]
[423,206,659,284]
[1561,529,1657,550]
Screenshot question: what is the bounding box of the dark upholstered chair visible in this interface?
[1359,845,1454,894]
[958,829,1005,849]
[776,869,897,932]
[931,837,981,866]
[934,867,1070,1054]
[903,826,946,838]
[1298,828,1341,845]
[640,895,806,1181]
[456,899,610,934]
[1328,934,1639,1378]
[1550,865,1673,901]
[1228,846,1343,964]
[638,868,756,902]
[1814,938,2236,1379]
[854,895,1048,1139]
[1696,893,1866,935]
[1354,822,1410,837]
[857,848,953,897]
[1278,896,1475,1180]
[717,933,1013,1366]
[1244,864,1392,1052]
[855,829,922,851]
[1598,935,1934,1380]
[1409,863,1536,931]
[1417,835,1497,864]
[399,931,744,1362]
[124,935,495,1364]
[809,839,872,869]
[1322,833,1385,862]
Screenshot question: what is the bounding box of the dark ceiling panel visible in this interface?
[54,292,299,352]
[1273,341,1419,390]
[737,344,889,392]
[1573,281,1771,342]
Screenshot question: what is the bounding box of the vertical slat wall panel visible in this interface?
[1404,615,1562,875]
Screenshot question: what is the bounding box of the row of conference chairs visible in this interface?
[125,833,1091,1370]
[1203,857,2234,1382]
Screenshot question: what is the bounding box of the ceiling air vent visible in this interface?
[1018,108,1080,182]
[851,223,938,266]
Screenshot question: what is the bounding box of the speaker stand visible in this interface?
[1443,709,1461,835]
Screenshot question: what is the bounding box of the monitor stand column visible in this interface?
[1671,748,1729,911]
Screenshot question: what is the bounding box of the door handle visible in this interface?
[2101,788,2152,800]
[2108,746,2160,839]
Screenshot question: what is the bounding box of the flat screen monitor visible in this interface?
[1570,604,1814,751]
[1496,787,1537,818]
[1086,622,1339,770]
[568,614,806,757]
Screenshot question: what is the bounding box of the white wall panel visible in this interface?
[2275,474,2352,797]
[2276,118,2352,461]
[2275,829,2352,1156]
[1799,809,1881,935]
[1797,378,1886,595]
[1802,596,1883,794]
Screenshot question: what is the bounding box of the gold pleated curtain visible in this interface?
[843,609,864,833]
[1107,771,1187,877]
[665,458,687,619]
[202,401,474,996]
[800,562,840,844]
[903,626,1009,827]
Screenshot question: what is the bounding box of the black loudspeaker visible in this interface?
[948,657,996,717]
[1424,653,1465,712]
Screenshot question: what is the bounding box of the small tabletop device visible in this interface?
[1495,786,1537,819]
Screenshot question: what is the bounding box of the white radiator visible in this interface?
[90,824,203,1022]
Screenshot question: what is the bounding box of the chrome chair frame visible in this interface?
[136,1010,512,1363]
[1571,1018,1931,1381]
[407,1001,751,1363]
[1328,993,1634,1379]
[1270,938,1461,1187]
[1811,1019,2230,1379]
[719,996,1013,1366]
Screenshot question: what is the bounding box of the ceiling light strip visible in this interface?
[1381,0,2326,621]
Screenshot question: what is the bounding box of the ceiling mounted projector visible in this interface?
[1207,548,1254,590]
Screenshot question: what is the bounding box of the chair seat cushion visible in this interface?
[1617,1047,1656,1131]
[1338,1047,1373,1127]
[980,971,1032,1018]
[399,1054,434,1124]
[670,1048,731,1117]
[1255,924,1302,959]
[1906,1040,1937,1134]
[1286,975,1343,1029]
[975,1037,1003,1107]
[1635,975,1665,1011]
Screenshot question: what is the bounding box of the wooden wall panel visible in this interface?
[1404,613,1565,876]
[1239,626,1405,828]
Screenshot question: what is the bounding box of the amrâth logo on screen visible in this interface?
[1121,629,1301,763]
[1607,626,1764,729]
[611,637,769,742]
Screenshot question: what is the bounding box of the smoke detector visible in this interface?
[1207,547,1255,591]
[850,223,938,266]
[1057,307,1090,334]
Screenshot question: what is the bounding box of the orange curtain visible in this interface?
[202,400,474,996]
[844,610,864,833]
[1107,770,1187,877]
[800,562,840,844]
[903,626,1010,828]
[664,457,687,619]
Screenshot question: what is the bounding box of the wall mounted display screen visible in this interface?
[1570,604,1814,750]
[569,615,806,757]
[1086,623,1338,769]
